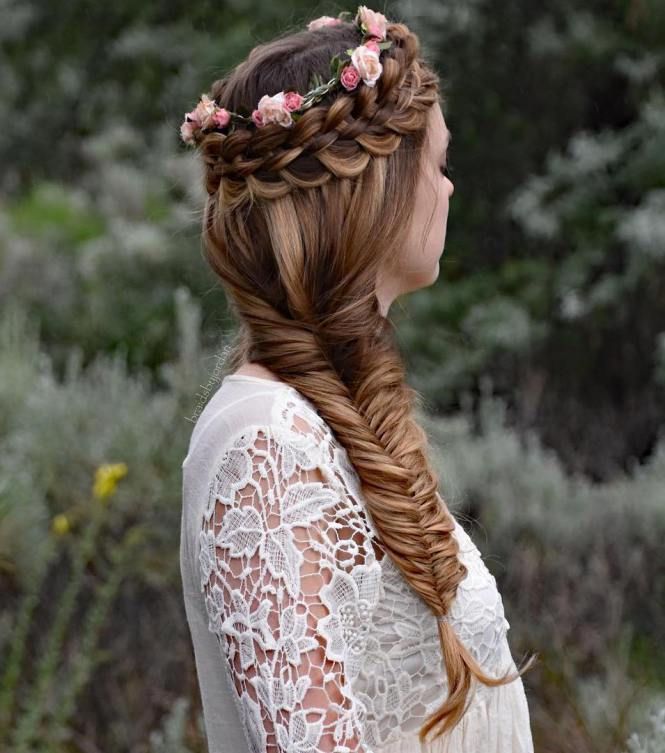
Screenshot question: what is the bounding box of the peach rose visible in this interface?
[350,45,382,87]
[256,92,293,127]
[180,120,196,145]
[307,16,343,31]
[192,94,218,129]
[340,64,360,91]
[283,91,305,112]
[355,6,388,40]
[364,39,380,53]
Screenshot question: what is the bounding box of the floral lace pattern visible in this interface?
[198,387,530,753]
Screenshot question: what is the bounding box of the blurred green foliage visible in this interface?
[1,0,664,750]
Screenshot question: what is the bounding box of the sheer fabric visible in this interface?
[180,375,534,753]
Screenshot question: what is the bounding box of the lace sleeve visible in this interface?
[198,421,379,753]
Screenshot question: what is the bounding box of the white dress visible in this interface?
[180,374,534,753]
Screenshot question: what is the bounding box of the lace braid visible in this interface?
[195,17,536,742]
[200,24,427,199]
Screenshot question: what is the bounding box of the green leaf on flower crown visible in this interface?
[309,72,324,89]
[377,40,393,50]
[346,48,355,56]
[329,54,341,76]
[337,10,353,21]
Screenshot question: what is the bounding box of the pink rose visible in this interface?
[355,6,388,41]
[307,16,343,31]
[211,108,231,128]
[340,64,360,91]
[251,109,264,127]
[364,39,380,53]
[350,45,382,87]
[256,92,293,127]
[181,95,229,143]
[283,91,304,112]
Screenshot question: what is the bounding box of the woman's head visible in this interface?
[189,7,533,741]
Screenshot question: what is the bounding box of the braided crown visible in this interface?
[180,6,394,146]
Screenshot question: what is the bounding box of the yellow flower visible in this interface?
[92,463,128,502]
[52,513,71,536]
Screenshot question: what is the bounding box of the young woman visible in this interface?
[180,7,536,752]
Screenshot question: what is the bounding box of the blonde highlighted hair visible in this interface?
[193,14,536,742]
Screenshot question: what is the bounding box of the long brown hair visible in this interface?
[192,13,536,742]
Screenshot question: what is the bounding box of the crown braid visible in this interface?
[199,23,429,198]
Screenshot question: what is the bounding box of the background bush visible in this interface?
[0,0,663,750]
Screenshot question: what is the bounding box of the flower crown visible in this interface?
[180,5,393,146]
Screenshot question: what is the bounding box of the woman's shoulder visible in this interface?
[181,375,329,471]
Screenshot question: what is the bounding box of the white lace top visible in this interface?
[180,375,534,753]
